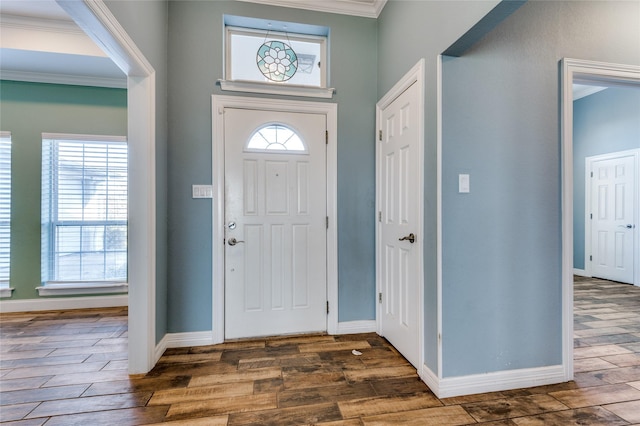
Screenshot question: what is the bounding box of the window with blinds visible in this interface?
[0,133,11,286]
[41,134,128,284]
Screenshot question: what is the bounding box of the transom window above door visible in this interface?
[246,124,307,153]
[220,15,334,98]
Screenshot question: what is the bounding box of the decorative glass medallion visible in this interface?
[246,124,306,153]
[256,40,298,82]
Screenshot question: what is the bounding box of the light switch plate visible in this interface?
[458,174,470,193]
[192,185,213,199]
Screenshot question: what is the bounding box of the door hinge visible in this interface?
[590,171,594,178]
[378,292,382,303]
[378,130,382,141]
[590,213,593,219]
[326,301,330,314]
[590,255,592,261]
[325,130,329,145]
[378,211,382,222]
[326,216,329,229]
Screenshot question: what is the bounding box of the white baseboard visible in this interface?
[154,331,216,362]
[425,364,566,398]
[0,295,128,313]
[165,331,215,349]
[419,364,440,395]
[155,334,169,363]
[573,268,589,277]
[335,320,376,335]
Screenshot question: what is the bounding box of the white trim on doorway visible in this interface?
[561,58,640,383]
[57,0,158,375]
[211,95,338,343]
[375,58,425,375]
[436,54,444,382]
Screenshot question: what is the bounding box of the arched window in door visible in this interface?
[245,124,307,153]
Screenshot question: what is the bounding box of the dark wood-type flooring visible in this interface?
[1,276,640,425]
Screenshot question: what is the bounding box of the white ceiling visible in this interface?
[0,0,70,20]
[0,0,126,88]
[0,0,611,97]
[573,83,607,101]
[0,0,387,89]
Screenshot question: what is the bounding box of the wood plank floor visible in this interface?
[1,276,640,425]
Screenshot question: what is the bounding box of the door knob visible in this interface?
[399,233,416,243]
[228,237,244,246]
[618,224,634,229]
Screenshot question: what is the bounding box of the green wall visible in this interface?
[0,80,127,300]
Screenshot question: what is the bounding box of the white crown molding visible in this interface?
[0,14,83,35]
[1,14,108,57]
[234,0,387,18]
[0,69,126,89]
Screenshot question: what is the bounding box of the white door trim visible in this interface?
[211,95,338,343]
[375,59,425,370]
[584,149,640,283]
[57,0,157,374]
[561,58,640,382]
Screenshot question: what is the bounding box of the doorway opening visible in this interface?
[375,59,425,372]
[58,0,157,374]
[561,58,640,380]
[583,149,639,285]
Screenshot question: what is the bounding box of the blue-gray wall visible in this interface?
[0,80,127,300]
[573,87,640,270]
[104,0,169,343]
[441,1,640,377]
[377,0,502,374]
[166,1,378,332]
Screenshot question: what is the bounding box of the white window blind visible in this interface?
[42,134,128,284]
[0,133,11,285]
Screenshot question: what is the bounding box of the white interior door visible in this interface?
[378,81,420,368]
[590,153,636,284]
[224,108,327,339]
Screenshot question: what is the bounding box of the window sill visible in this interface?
[218,79,335,99]
[36,282,128,296]
[0,287,14,298]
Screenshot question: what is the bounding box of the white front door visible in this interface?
[590,153,637,284]
[224,108,327,339]
[378,80,421,368]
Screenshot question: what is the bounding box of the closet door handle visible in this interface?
[399,233,416,243]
